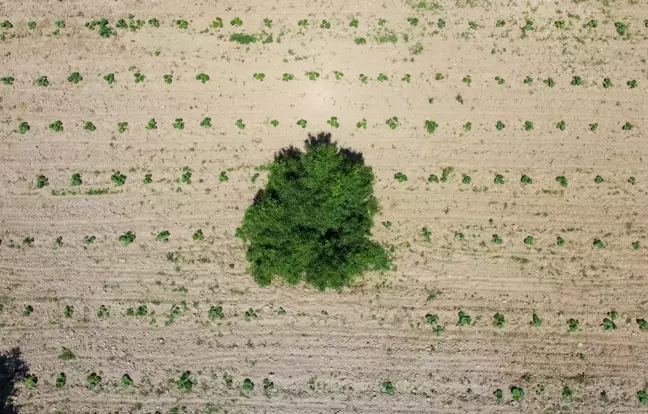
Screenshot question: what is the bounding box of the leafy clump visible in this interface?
[1,76,14,85]
[117,122,128,133]
[67,72,83,84]
[327,116,340,129]
[173,118,185,130]
[296,119,307,129]
[36,75,49,87]
[56,372,66,388]
[36,175,49,189]
[156,230,170,242]
[531,312,542,327]
[49,120,64,132]
[567,318,579,332]
[196,73,210,83]
[593,238,605,249]
[126,304,148,316]
[111,171,127,186]
[394,172,408,182]
[87,372,102,390]
[193,229,204,241]
[59,347,76,361]
[236,119,246,129]
[494,174,504,184]
[520,175,533,185]
[230,33,256,44]
[208,305,224,320]
[201,117,212,128]
[242,378,254,393]
[236,133,391,290]
[457,311,472,326]
[425,120,439,134]
[18,122,30,134]
[24,374,38,389]
[556,176,568,188]
[176,371,194,391]
[121,374,133,386]
[119,231,136,246]
[385,117,399,130]
[382,381,394,395]
[511,386,525,401]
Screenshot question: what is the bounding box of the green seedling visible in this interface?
[55,236,63,247]
[27,21,37,30]
[567,318,579,332]
[633,241,641,250]
[523,120,534,131]
[425,314,439,325]
[356,119,367,129]
[67,72,83,83]
[603,77,612,89]
[422,227,431,242]
[49,120,63,132]
[402,74,411,82]
[270,119,279,127]
[23,237,34,246]
[296,119,307,129]
[628,176,636,185]
[144,119,157,130]
[435,73,445,80]
[571,76,582,86]
[492,234,503,245]
[378,18,386,26]
[1,76,14,85]
[143,173,152,184]
[282,73,294,81]
[543,78,555,87]
[84,235,96,246]
[520,174,532,185]
[117,121,128,133]
[56,372,66,388]
[590,122,598,132]
[524,236,534,245]
[555,20,565,29]
[166,302,188,325]
[593,238,605,249]
[355,37,367,45]
[118,231,136,246]
[511,386,525,401]
[523,19,535,31]
[495,19,506,27]
[85,18,116,37]
[491,174,504,185]
[438,18,446,28]
[462,75,472,85]
[176,371,194,391]
[394,172,408,182]
[163,74,172,84]
[562,386,573,402]
[111,171,126,186]
[585,19,597,28]
[462,174,471,184]
[121,374,133,386]
[495,121,505,131]
[126,304,148,316]
[594,175,604,184]
[263,378,274,396]
[84,121,96,131]
[638,389,648,405]
[195,73,210,83]
[263,18,272,28]
[602,317,616,331]
[176,20,189,29]
[200,117,212,128]
[134,72,145,83]
[627,79,638,88]
[382,221,392,230]
[320,20,331,29]
[103,73,115,84]
[230,33,256,44]
[298,19,309,27]
[306,71,320,81]
[64,305,74,318]
[495,76,505,85]
[18,122,30,134]
[23,305,34,316]
[407,17,419,26]
[556,121,566,131]
[242,378,254,393]
[440,167,453,183]
[531,312,542,326]
[97,305,109,317]
[253,72,266,81]
[24,374,38,389]
[377,73,388,82]
[614,22,627,35]
[493,313,505,328]
[327,116,339,128]
[622,122,633,131]
[148,18,160,27]
[211,17,223,29]
[455,233,465,241]
[244,308,258,321]
[230,17,243,26]
[556,176,568,188]
[333,71,344,80]
[209,305,224,320]
[54,20,65,28]
[494,388,504,402]
[557,236,565,247]
[87,373,102,390]
[457,311,472,326]
[425,120,439,134]
[173,118,185,130]
[219,171,229,182]
[192,229,204,241]
[156,230,170,242]
[428,174,439,183]
[463,122,472,131]
[0,20,13,28]
[385,116,399,130]
[382,381,394,395]
[59,347,76,360]
[469,21,479,30]
[637,318,648,330]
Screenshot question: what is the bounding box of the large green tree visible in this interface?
[238,133,391,290]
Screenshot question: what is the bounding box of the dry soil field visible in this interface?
[2,0,648,413]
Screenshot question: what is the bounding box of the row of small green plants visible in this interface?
[1,72,641,89]
[10,117,639,135]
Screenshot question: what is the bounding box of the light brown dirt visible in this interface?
[1,0,648,413]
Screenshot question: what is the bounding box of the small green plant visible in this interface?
[55,236,63,247]
[428,174,439,183]
[496,20,506,27]
[438,18,446,28]
[585,19,598,28]
[298,19,309,27]
[173,118,185,130]
[211,17,224,28]
[49,120,64,132]
[63,305,74,318]
[176,371,194,391]
[435,73,445,81]
[493,312,505,328]
[495,76,505,85]
[632,241,641,250]
[425,314,439,325]
[84,235,96,246]
[614,21,628,35]
[269,119,279,127]
[469,21,479,30]
[356,119,367,129]
[0,20,14,29]
[555,176,568,188]
[627,79,639,88]
[306,71,320,81]
[282,73,294,81]
[561,386,573,402]
[325,116,340,129]
[402,74,411,83]
[236,119,246,129]
[593,238,605,249]
[320,20,331,29]
[424,120,439,134]
[55,372,66,388]
[244,308,258,321]
[523,19,535,31]
[157,230,170,242]
[230,33,256,44]
[603,77,612,89]
[145,118,157,130]
[126,304,148,316]
[134,72,145,83]
[195,73,210,84]
[355,37,367,45]
[97,305,109,317]
[462,75,472,85]
[494,388,504,402]
[27,21,36,30]
[590,123,598,131]
[457,311,472,326]
[571,76,582,86]
[385,117,399,130]
[511,386,525,401]
[117,121,128,133]
[622,122,634,131]
[162,74,173,84]
[524,120,534,131]
[24,374,38,389]
[628,176,636,185]
[36,174,49,189]
[263,378,274,396]
[83,121,96,132]
[242,378,255,393]
[175,19,188,29]
[219,171,229,182]
[602,316,617,331]
[208,305,224,320]
[524,76,533,85]
[1,76,14,85]
[463,122,472,131]
[394,172,408,182]
[543,78,555,88]
[494,174,504,184]
[192,229,204,241]
[462,174,471,184]
[382,221,392,230]
[556,121,566,131]
[111,171,126,186]
[495,121,505,131]
[119,231,136,246]
[567,318,579,332]
[377,73,388,82]
[407,17,419,26]
[143,174,152,184]
[121,374,133,387]
[296,119,307,129]
[637,318,648,330]
[87,373,102,390]
[593,175,604,184]
[523,236,535,245]
[23,237,34,246]
[59,347,76,361]
[334,71,344,80]
[200,117,212,128]
[422,227,431,242]
[638,389,648,405]
[555,20,565,29]
[263,18,272,28]
[441,167,453,183]
[531,312,542,327]
[148,18,160,27]
[253,72,266,81]
[557,236,565,247]
[520,175,532,185]
[67,72,83,84]
[492,234,503,245]
[382,381,394,395]
[23,305,34,316]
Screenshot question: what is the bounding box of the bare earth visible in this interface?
[1,0,648,413]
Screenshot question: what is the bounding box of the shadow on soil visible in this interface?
[0,348,29,414]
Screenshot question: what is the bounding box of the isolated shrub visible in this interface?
[237,133,391,290]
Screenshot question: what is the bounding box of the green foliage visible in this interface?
[55,236,63,247]
[208,305,224,320]
[176,371,194,391]
[567,318,579,332]
[148,18,160,27]
[614,21,628,35]
[134,72,145,83]
[270,119,279,127]
[556,176,568,188]
[1,76,14,85]
[55,21,66,28]
[85,18,116,38]
[359,74,368,83]
[495,121,505,131]
[556,120,566,131]
[121,374,133,386]
[425,314,438,325]
[524,76,534,85]
[253,72,266,81]
[590,122,599,132]
[236,119,246,129]
[602,316,616,331]
[87,372,102,390]
[457,311,472,326]
[24,374,38,389]
[126,304,148,316]
[402,74,411,82]
[195,73,210,83]
[356,119,367,129]
[628,176,636,185]
[59,347,76,361]
[242,378,254,393]
[385,116,399,129]
[320,20,331,29]
[263,18,272,28]
[23,237,34,246]
[193,229,204,241]
[603,77,612,89]
[382,381,394,395]
[334,71,344,80]
[176,20,189,29]
[462,174,471,184]
[557,236,565,247]
[520,175,532,185]
[201,117,212,128]
[562,385,573,402]
[382,221,392,230]
[306,71,320,81]
[425,120,439,134]
[27,21,36,30]
[327,116,340,128]
[163,74,173,84]
[523,236,534,245]
[119,231,136,246]
[594,175,604,184]
[571,76,582,86]
[355,37,367,45]
[511,386,525,401]
[296,119,307,128]
[422,227,431,242]
[219,171,229,182]
[263,378,274,396]
[244,308,258,321]
[544,78,556,87]
[394,172,408,182]
[623,122,634,131]
[462,75,472,85]
[173,118,185,130]
[627,79,639,88]
[531,312,542,327]
[230,17,243,26]
[49,120,64,132]
[67,72,83,83]
[495,76,505,85]
[494,174,505,184]
[63,305,74,318]
[84,121,96,131]
[111,171,127,186]
[440,167,453,183]
[493,312,505,328]
[36,175,49,189]
[84,235,96,246]
[23,305,34,315]
[637,318,648,330]
[454,233,464,241]
[117,122,128,133]
[237,133,391,290]
[585,19,597,28]
[298,19,309,27]
[638,389,648,405]
[56,372,66,388]
[492,234,503,245]
[97,305,109,317]
[555,20,565,29]
[633,241,641,250]
[143,173,153,184]
[156,230,170,242]
[593,238,605,249]
[469,21,479,30]
[494,388,504,402]
[0,20,13,28]
[377,73,388,82]
[282,73,294,81]
[438,18,446,28]
[166,301,188,326]
[464,122,472,131]
[144,119,157,130]
[230,33,256,44]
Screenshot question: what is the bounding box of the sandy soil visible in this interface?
[1,0,648,413]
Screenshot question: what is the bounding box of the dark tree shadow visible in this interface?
[0,348,29,414]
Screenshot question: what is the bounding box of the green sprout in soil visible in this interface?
[111,171,126,186]
[531,312,542,326]
[0,20,13,28]
[524,76,534,85]
[544,78,556,87]
[524,236,534,245]
[632,241,641,250]
[622,122,633,131]
[350,18,360,28]
[511,386,525,401]
[270,119,279,127]
[492,234,503,245]
[87,373,102,390]
[143,173,152,184]
[520,174,533,184]
[230,33,256,44]
[117,122,128,133]
[382,221,392,230]
[236,133,391,290]
[306,71,320,81]
[175,20,188,29]
[195,73,210,83]
[493,312,505,328]
[126,304,148,316]
[219,171,229,182]
[145,119,157,130]
[464,122,472,131]
[334,71,344,80]
[263,378,274,396]
[148,18,160,27]
[134,72,145,83]
[562,386,573,402]
[386,117,399,130]
[557,236,565,247]
[394,172,408,182]
[63,305,74,318]
[36,175,49,189]
[236,119,246,129]
[84,235,96,246]
[359,74,369,83]
[556,176,568,188]
[628,176,636,185]
[242,378,254,393]
[176,371,194,391]
[455,233,465,241]
[438,18,446,28]
[193,229,204,241]
[157,230,170,242]
[603,77,612,89]
[402,74,411,83]
[85,18,116,37]
[377,73,388,82]
[166,302,188,325]
[84,121,96,131]
[208,305,224,320]
[356,119,367,129]
[571,76,582,86]
[49,120,63,132]
[627,79,638,88]
[493,174,505,184]
[121,374,133,386]
[435,73,445,81]
[24,374,38,389]
[298,19,309,27]
[245,308,258,321]
[594,175,604,184]
[494,388,504,402]
[638,389,648,405]
[614,22,628,35]
[1,76,14,85]
[556,120,566,131]
[211,17,223,28]
[263,18,272,28]
[425,314,439,325]
[422,227,431,242]
[425,120,439,134]
[602,312,617,331]
[428,174,439,183]
[590,123,599,132]
[585,19,597,28]
[355,37,367,45]
[382,381,394,395]
[119,231,136,246]
[495,121,505,131]
[462,75,472,85]
[173,118,185,130]
[56,373,66,388]
[55,236,63,247]
[296,119,307,129]
[440,167,453,183]
[253,72,266,81]
[327,116,340,128]
[282,73,294,81]
[555,20,565,29]
[457,311,472,326]
[59,347,76,361]
[67,72,83,83]
[97,305,109,317]
[201,117,212,128]
[567,318,579,332]
[462,174,471,184]
[593,238,605,249]
[523,19,535,31]
[23,305,34,316]
[637,318,648,330]
[320,20,331,29]
[495,76,505,85]
[23,237,34,246]
[162,74,172,84]
[469,21,479,29]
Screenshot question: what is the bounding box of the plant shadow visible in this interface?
[0,348,29,414]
